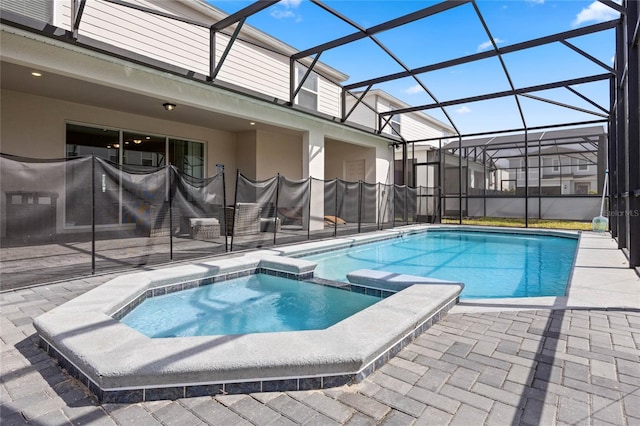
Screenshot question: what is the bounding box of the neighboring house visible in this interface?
[435,126,605,219]
[509,147,599,196]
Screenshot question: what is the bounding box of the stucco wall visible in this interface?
[324,139,376,183]
[255,129,303,180]
[235,131,258,180]
[0,89,237,192]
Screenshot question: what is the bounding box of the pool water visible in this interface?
[304,230,578,299]
[121,274,380,338]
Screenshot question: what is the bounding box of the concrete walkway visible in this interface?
[1,231,639,425]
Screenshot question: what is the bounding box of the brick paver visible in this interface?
[1,277,639,425]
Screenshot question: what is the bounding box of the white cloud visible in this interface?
[477,38,505,52]
[456,106,471,114]
[270,9,296,19]
[270,0,302,21]
[280,0,302,7]
[405,84,423,95]
[572,1,620,27]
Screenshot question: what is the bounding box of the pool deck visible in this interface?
[1,229,639,425]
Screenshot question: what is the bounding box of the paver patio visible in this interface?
[1,231,639,425]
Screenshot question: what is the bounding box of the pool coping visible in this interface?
[33,249,463,403]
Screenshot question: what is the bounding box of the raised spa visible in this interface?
[120,274,381,337]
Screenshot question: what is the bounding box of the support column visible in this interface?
[303,130,325,231]
[626,0,640,267]
[609,77,618,238]
[615,21,627,249]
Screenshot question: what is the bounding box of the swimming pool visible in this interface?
[121,274,380,337]
[304,230,579,299]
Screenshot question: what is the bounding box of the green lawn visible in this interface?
[440,217,594,231]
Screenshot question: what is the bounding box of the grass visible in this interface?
[440,217,593,231]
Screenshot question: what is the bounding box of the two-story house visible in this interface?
[1,0,451,236]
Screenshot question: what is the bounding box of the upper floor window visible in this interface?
[295,65,318,110]
[552,158,560,172]
[390,106,401,136]
[577,159,589,171]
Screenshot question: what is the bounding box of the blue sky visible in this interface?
[207,0,619,135]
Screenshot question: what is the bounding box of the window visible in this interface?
[65,123,205,227]
[123,132,166,170]
[170,139,204,178]
[66,124,204,177]
[575,183,590,194]
[390,106,401,136]
[65,124,120,226]
[578,159,589,171]
[295,65,318,110]
[552,158,560,172]
[66,124,119,162]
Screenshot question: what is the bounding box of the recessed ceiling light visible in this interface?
[163,103,176,111]
[133,139,142,144]
[250,122,256,126]
[31,72,42,77]
[145,136,151,140]
[113,143,120,148]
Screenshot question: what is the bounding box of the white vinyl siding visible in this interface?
[317,77,341,116]
[61,0,209,74]
[55,0,342,116]
[344,94,450,139]
[343,100,378,130]
[1,0,52,22]
[215,33,289,100]
[399,114,443,141]
[378,100,443,141]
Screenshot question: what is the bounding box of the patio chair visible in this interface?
[233,202,261,236]
[189,218,221,240]
[278,206,304,226]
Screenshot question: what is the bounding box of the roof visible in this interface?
[441,125,606,150]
